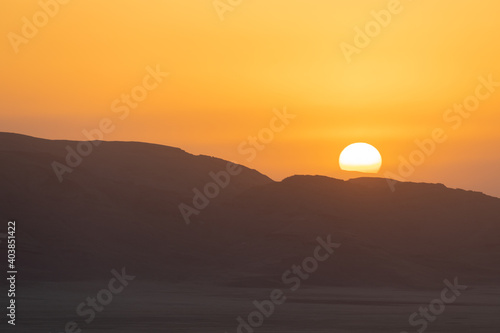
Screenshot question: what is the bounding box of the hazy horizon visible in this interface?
[3,130,500,199]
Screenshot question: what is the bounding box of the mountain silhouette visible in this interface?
[1,132,499,288]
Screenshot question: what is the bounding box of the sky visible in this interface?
[1,0,500,197]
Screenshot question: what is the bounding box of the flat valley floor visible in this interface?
[11,282,500,332]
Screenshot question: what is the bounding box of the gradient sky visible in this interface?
[1,0,500,197]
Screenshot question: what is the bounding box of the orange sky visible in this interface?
[1,0,500,197]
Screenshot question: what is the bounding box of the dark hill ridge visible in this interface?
[0,132,272,195]
[0,132,499,288]
[209,175,500,287]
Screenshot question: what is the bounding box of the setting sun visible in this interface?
[339,143,382,173]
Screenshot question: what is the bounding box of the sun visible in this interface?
[339,143,382,173]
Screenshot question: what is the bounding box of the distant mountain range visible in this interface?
[1,132,499,288]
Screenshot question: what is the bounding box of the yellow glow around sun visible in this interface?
[339,143,382,173]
